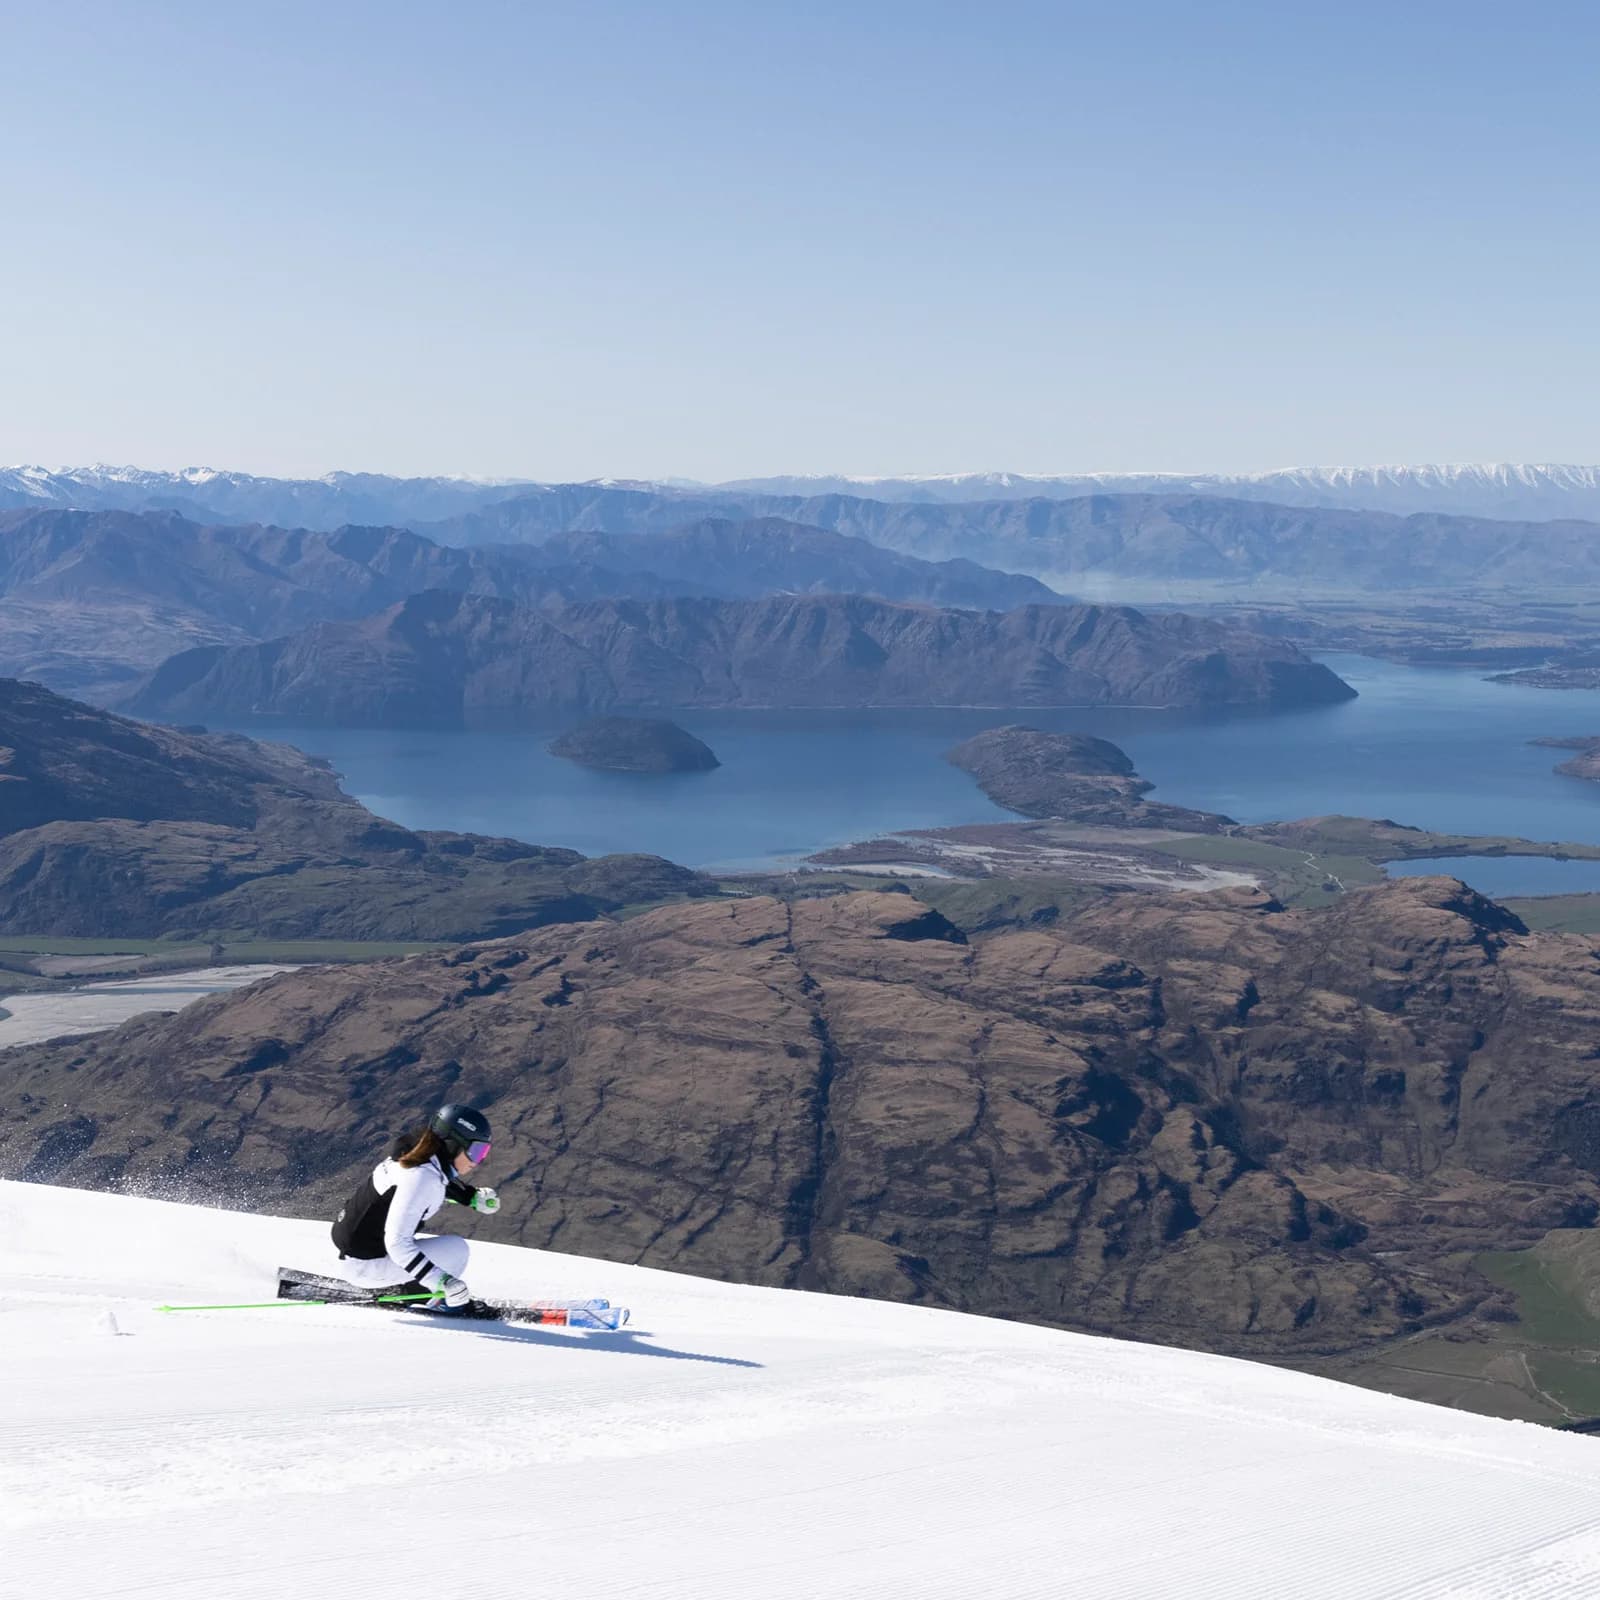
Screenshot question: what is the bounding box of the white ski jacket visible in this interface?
[374,1154,455,1283]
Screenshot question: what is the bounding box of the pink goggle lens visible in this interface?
[466,1139,492,1165]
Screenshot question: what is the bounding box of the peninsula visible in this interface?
[123,591,1357,726]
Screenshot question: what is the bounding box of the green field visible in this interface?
[1501,894,1600,933]
[1149,834,1382,905]
[1477,1247,1600,1349]
[1299,1237,1600,1425]
[0,936,446,972]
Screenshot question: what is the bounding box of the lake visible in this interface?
[227,655,1600,894]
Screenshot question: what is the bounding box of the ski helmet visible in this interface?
[430,1103,492,1162]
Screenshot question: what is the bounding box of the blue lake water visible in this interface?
[231,655,1600,894]
[1386,857,1600,897]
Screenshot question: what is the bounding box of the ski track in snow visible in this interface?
[6,1182,1600,1598]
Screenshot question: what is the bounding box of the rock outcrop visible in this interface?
[0,678,710,939]
[5,878,1597,1363]
[549,717,719,774]
[124,591,1356,727]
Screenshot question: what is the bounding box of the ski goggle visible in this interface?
[464,1139,492,1165]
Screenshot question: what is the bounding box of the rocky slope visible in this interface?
[549,717,720,773]
[0,679,708,939]
[945,725,1230,830]
[123,591,1355,726]
[3,879,1596,1362]
[0,677,345,834]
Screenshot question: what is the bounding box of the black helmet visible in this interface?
[430,1103,492,1160]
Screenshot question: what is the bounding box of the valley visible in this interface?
[10,468,1600,1434]
[18,16,1600,1592]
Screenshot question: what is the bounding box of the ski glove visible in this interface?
[422,1266,473,1308]
[470,1186,500,1215]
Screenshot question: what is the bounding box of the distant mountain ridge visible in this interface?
[711,464,1600,520]
[123,589,1356,727]
[0,465,532,529]
[0,507,1056,697]
[15,466,1600,595]
[8,461,1600,525]
[423,487,1600,592]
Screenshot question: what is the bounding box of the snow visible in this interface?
[6,1181,1600,1597]
[709,464,1600,517]
[6,462,1600,521]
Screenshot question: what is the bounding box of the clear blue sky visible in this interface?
[2,0,1595,480]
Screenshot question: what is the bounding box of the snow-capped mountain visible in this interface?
[710,464,1600,520]
[6,462,1600,528]
[0,464,535,530]
[11,1178,1600,1599]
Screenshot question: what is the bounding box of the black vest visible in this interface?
[330,1139,474,1258]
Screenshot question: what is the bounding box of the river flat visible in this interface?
[219,656,1600,892]
[0,967,295,1049]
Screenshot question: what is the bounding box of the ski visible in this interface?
[276,1267,629,1329]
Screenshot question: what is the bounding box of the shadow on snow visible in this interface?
[400,1318,764,1367]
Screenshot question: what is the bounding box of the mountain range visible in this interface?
[123,590,1355,727]
[7,461,1600,523]
[0,507,1054,697]
[4,874,1596,1370]
[423,486,1600,592]
[10,467,1600,595]
[713,464,1600,520]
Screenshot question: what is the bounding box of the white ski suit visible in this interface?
[333,1154,469,1290]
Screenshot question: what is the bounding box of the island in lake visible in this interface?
[806,726,1600,910]
[946,725,1230,831]
[549,716,720,774]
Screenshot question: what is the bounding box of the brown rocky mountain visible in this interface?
[946,725,1231,830]
[123,590,1355,727]
[0,678,708,939]
[0,507,1060,699]
[0,676,345,834]
[4,878,1595,1363]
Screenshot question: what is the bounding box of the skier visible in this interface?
[328,1103,501,1308]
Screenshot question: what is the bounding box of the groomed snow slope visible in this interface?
[7,1182,1600,1599]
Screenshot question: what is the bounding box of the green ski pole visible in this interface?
[157,1291,442,1312]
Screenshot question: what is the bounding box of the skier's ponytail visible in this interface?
[397,1127,448,1168]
